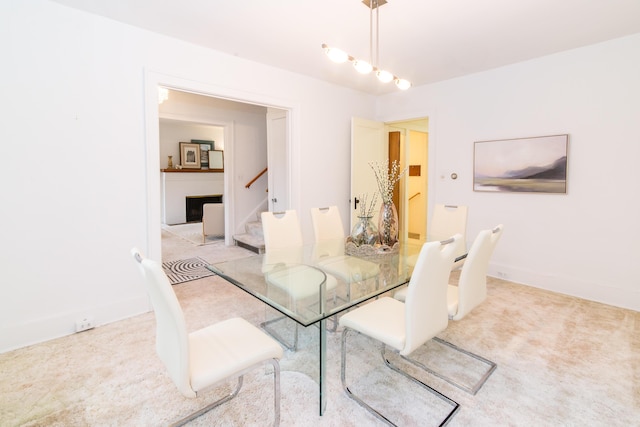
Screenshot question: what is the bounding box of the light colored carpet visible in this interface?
[162,222,222,246]
[160,227,255,265]
[1,235,638,426]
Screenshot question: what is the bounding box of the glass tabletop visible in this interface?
[208,239,428,327]
[208,237,467,416]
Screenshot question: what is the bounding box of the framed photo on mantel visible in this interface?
[191,139,214,169]
[208,150,224,170]
[179,142,201,169]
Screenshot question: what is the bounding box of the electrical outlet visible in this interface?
[75,317,94,332]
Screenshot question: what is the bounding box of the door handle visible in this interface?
[271,198,278,203]
[354,197,360,210]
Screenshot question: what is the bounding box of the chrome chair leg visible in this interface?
[169,358,281,427]
[261,315,299,352]
[170,376,244,427]
[341,328,460,427]
[407,336,497,395]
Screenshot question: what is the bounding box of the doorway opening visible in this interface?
[351,116,429,245]
[388,121,429,243]
[145,71,295,263]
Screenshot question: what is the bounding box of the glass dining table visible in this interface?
[207,238,466,416]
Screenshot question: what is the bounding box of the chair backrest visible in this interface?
[310,206,344,241]
[429,204,468,242]
[310,239,346,262]
[261,210,303,251]
[402,234,461,356]
[453,224,503,321]
[203,203,225,236]
[131,248,195,398]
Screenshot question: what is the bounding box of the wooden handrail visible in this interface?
[409,192,421,201]
[245,167,268,188]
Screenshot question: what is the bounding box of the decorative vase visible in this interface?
[378,201,398,246]
[350,216,378,246]
[167,155,174,169]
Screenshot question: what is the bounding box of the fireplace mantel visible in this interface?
[161,168,223,173]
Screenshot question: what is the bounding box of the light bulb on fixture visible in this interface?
[353,59,373,74]
[376,69,393,83]
[394,78,411,90]
[322,44,348,63]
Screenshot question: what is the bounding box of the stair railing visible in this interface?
[245,167,268,189]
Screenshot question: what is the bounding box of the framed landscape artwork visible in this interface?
[179,142,201,169]
[474,134,568,194]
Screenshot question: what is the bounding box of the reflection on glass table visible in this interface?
[208,239,466,416]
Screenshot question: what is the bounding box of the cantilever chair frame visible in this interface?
[423,336,496,396]
[429,224,503,395]
[132,249,282,427]
[341,330,460,427]
[397,225,503,395]
[339,237,462,426]
[170,361,281,427]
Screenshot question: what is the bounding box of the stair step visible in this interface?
[233,233,265,254]
[245,220,264,238]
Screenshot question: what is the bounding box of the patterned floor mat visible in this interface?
[162,257,215,285]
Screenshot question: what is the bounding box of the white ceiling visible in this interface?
[52,0,640,95]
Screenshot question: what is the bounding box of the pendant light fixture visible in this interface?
[322,0,411,90]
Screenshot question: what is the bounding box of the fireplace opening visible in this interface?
[185,194,222,223]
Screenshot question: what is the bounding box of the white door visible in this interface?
[267,108,288,211]
[350,117,386,230]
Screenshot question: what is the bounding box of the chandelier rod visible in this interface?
[374,0,379,68]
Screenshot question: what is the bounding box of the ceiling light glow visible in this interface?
[321,1,410,90]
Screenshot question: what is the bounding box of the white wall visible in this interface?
[0,0,376,352]
[378,34,640,311]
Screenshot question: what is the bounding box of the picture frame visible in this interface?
[473,134,568,194]
[179,142,201,169]
[191,139,214,169]
[208,150,224,170]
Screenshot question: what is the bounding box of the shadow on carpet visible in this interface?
[162,257,215,285]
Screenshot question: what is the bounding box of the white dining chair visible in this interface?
[261,210,304,249]
[339,235,462,426]
[202,203,224,242]
[131,248,283,426]
[261,210,338,350]
[395,224,504,394]
[309,206,380,296]
[430,204,468,269]
[310,205,344,240]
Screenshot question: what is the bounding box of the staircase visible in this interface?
[233,212,265,254]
